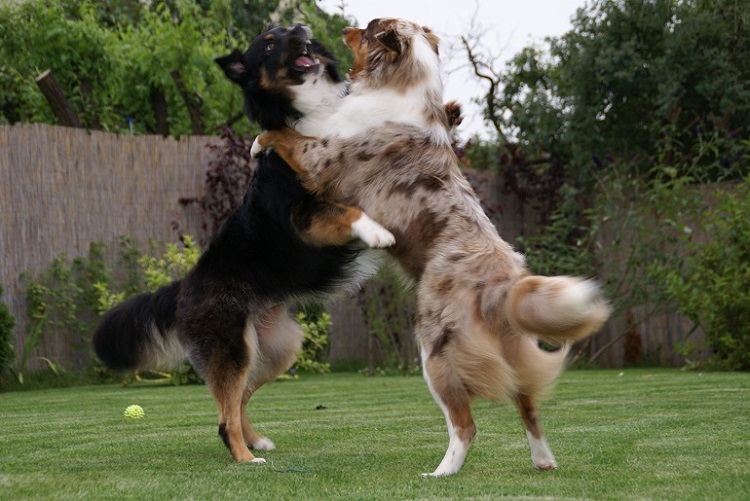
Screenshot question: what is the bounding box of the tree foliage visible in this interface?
[469,0,750,185]
[0,0,354,136]
[465,0,750,369]
[656,178,750,370]
[554,0,750,181]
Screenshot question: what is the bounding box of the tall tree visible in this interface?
[468,0,750,185]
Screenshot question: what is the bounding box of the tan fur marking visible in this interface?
[344,28,368,80]
[208,364,257,462]
[424,356,477,442]
[297,203,364,246]
[515,393,543,439]
[240,388,263,446]
[258,66,292,92]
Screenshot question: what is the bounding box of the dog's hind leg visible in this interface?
[240,305,304,452]
[515,393,557,470]
[198,318,265,464]
[420,350,477,477]
[210,370,264,463]
[240,388,275,451]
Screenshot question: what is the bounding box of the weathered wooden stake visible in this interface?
[35,69,82,128]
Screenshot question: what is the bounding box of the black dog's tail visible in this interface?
[93,281,185,372]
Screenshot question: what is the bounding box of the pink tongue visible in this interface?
[295,55,315,68]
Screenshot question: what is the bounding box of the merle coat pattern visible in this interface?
[255,18,611,476]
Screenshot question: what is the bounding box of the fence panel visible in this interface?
[0,124,220,370]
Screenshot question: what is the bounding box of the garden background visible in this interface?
[1,0,749,387]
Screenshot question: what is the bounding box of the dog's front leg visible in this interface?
[252,128,312,174]
[252,128,341,195]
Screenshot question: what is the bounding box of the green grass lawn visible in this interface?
[1,369,748,500]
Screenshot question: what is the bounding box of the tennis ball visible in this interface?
[124,404,144,419]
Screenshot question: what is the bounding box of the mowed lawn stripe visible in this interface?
[1,370,748,500]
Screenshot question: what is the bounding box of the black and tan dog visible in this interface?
[254,18,611,476]
[93,24,395,464]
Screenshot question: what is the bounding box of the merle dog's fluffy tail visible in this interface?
[505,276,611,343]
[93,281,185,372]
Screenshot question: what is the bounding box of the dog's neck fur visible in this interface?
[291,30,450,145]
[289,73,349,136]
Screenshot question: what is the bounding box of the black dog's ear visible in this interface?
[375,29,401,54]
[215,49,247,85]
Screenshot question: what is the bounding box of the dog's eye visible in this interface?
[265,42,275,52]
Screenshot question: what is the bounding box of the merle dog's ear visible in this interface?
[215,49,247,85]
[375,29,401,54]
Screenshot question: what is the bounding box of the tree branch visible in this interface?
[460,35,508,144]
[35,70,82,128]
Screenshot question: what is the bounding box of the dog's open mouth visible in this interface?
[293,54,319,74]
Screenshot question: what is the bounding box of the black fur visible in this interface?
[215,24,342,130]
[93,282,179,371]
[93,27,374,461]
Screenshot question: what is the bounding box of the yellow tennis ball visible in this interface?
[124,404,144,419]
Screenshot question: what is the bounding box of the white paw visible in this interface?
[251,136,266,158]
[250,457,267,464]
[351,214,395,248]
[527,432,557,471]
[252,437,276,451]
[421,467,455,478]
[534,458,558,471]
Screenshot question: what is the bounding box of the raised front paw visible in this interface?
[352,214,395,248]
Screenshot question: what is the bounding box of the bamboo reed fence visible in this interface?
[0,124,699,374]
[0,124,220,370]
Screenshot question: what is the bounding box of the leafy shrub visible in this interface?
[360,266,419,374]
[0,284,16,390]
[178,127,255,243]
[659,179,750,370]
[20,242,110,382]
[94,236,202,385]
[295,308,332,374]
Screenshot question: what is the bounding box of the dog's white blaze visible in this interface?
[351,213,395,248]
[319,89,449,147]
[526,431,557,470]
[420,351,470,477]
